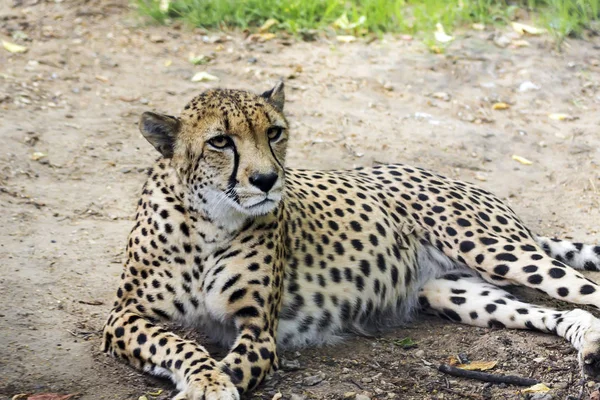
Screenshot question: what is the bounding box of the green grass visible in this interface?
[136,0,600,43]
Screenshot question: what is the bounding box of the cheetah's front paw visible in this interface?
[173,368,240,400]
[579,318,600,379]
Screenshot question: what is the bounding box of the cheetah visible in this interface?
[102,82,600,399]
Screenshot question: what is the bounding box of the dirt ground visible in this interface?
[1,1,600,399]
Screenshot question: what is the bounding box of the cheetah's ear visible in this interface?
[139,112,180,158]
[261,81,285,112]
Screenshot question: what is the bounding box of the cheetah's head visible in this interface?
[139,82,288,222]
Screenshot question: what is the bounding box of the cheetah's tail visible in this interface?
[536,236,600,271]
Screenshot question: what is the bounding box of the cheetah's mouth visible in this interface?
[240,193,281,216]
[246,198,274,209]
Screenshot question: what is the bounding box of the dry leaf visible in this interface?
[521,383,550,394]
[447,355,460,366]
[435,23,454,43]
[28,394,79,400]
[518,81,539,92]
[118,96,140,102]
[548,113,576,121]
[472,23,485,31]
[159,0,169,12]
[95,75,109,83]
[429,45,443,54]
[512,39,530,47]
[191,72,219,82]
[30,151,46,161]
[3,40,28,53]
[512,155,533,165]
[333,14,366,30]
[271,393,282,400]
[431,92,451,101]
[247,33,276,42]
[336,35,356,43]
[512,22,546,35]
[492,102,510,110]
[474,173,488,181]
[258,18,279,33]
[138,396,148,400]
[188,54,209,65]
[164,59,172,67]
[146,389,163,396]
[456,360,497,371]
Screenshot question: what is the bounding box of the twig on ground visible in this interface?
[348,378,364,390]
[577,376,586,400]
[438,364,539,386]
[528,363,539,378]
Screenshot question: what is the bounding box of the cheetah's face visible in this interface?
[139,83,288,220]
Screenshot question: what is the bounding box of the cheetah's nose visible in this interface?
[249,172,278,193]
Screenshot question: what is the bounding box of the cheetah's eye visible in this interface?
[207,135,232,149]
[267,127,284,142]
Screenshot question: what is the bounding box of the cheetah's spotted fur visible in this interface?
[102,83,600,399]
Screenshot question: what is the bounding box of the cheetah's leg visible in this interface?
[199,223,285,395]
[102,307,239,400]
[536,236,600,271]
[419,272,600,378]
[442,232,600,308]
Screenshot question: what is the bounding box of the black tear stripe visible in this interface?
[261,107,284,170]
[268,141,284,170]
[227,143,240,203]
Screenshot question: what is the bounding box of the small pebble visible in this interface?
[530,393,553,400]
[280,358,301,370]
[302,373,324,386]
[414,350,425,358]
[355,395,371,400]
[554,382,568,389]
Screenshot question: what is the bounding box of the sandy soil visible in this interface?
[1,1,600,399]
